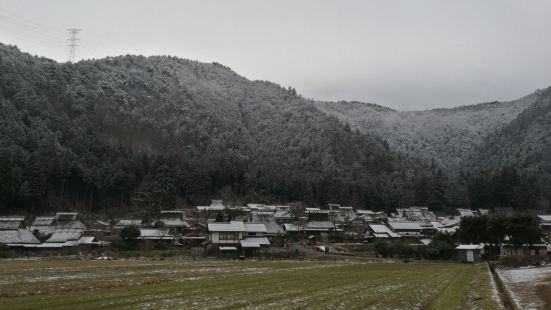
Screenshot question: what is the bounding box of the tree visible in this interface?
[119,225,140,249]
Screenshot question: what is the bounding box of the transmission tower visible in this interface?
[66,28,82,63]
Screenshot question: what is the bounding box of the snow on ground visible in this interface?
[497,265,551,309]
[498,266,551,283]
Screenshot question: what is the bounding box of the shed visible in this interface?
[456,244,484,263]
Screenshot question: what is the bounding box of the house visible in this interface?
[500,243,549,257]
[274,206,293,222]
[0,229,40,247]
[356,210,386,222]
[114,219,143,230]
[387,221,423,238]
[538,215,551,236]
[54,212,86,231]
[395,207,436,222]
[29,217,56,236]
[154,210,189,233]
[207,221,270,257]
[0,216,25,230]
[197,200,226,212]
[304,221,338,233]
[365,224,400,240]
[282,223,301,233]
[456,244,485,263]
[138,229,174,242]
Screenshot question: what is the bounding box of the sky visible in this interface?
[1,0,550,110]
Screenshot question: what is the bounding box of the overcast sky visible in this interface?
[1,0,550,110]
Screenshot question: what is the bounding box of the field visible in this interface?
[498,265,551,309]
[0,258,500,310]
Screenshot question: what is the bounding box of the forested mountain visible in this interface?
[314,88,551,211]
[0,43,430,215]
[314,94,537,170]
[1,43,549,215]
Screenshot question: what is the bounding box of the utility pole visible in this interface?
[66,28,82,63]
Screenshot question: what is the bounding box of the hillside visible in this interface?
[314,95,537,170]
[468,88,551,193]
[0,43,426,214]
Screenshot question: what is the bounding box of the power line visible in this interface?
[67,28,82,63]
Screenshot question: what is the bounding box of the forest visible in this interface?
[0,43,549,216]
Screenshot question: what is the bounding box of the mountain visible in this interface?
[313,88,551,210]
[468,88,551,193]
[0,43,427,214]
[314,94,538,171]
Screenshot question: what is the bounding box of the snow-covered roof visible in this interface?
[78,236,97,244]
[0,217,24,230]
[244,223,267,233]
[46,230,82,243]
[456,244,484,250]
[31,217,55,226]
[243,236,270,246]
[196,206,225,211]
[0,229,40,244]
[55,212,78,221]
[155,219,189,228]
[538,215,551,222]
[138,229,172,239]
[305,221,335,231]
[261,221,284,235]
[116,219,142,227]
[387,222,422,231]
[208,221,246,232]
[368,224,400,238]
[283,223,300,232]
[56,220,86,230]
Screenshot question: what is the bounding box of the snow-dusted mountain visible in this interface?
[314,92,540,170]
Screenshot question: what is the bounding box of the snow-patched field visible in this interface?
[0,258,498,309]
[498,265,551,309]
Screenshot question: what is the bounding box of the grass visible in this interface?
[0,258,500,309]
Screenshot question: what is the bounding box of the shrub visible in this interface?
[498,255,548,267]
[0,243,14,258]
[119,225,140,250]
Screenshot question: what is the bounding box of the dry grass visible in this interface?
[0,259,497,309]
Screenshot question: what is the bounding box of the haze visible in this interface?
[1,0,550,110]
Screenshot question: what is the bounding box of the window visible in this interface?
[219,232,238,241]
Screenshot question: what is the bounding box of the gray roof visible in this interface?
[155,219,189,227]
[0,229,40,244]
[55,212,78,221]
[56,220,86,230]
[244,223,267,233]
[138,229,172,239]
[31,217,55,226]
[283,223,300,232]
[387,221,422,231]
[305,221,335,231]
[368,224,400,238]
[262,221,284,235]
[46,230,83,243]
[29,225,55,236]
[0,216,25,230]
[456,244,484,250]
[116,219,143,227]
[538,215,551,222]
[240,236,270,248]
[208,221,246,232]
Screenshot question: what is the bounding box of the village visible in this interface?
[2,200,551,263]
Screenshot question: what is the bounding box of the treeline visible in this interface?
[0,43,423,215]
[0,43,549,215]
[458,213,542,246]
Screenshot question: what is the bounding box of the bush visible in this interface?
[498,255,548,267]
[0,243,14,258]
[119,225,140,250]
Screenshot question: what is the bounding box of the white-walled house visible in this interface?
[207,221,270,257]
